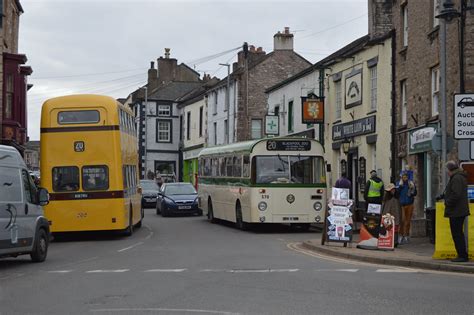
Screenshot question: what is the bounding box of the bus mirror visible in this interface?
[326,164,332,173]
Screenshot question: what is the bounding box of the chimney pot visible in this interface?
[284,27,290,34]
[150,61,155,69]
[250,45,256,52]
[165,48,171,59]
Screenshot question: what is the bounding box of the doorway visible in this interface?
[347,149,359,207]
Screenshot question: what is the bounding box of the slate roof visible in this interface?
[147,81,204,101]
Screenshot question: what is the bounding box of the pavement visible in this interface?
[303,233,474,274]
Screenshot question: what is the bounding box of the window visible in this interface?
[226,157,233,177]
[233,156,242,177]
[187,111,191,140]
[4,74,13,119]
[431,67,440,116]
[0,167,21,202]
[22,170,38,204]
[253,156,325,184]
[401,80,407,125]
[179,115,183,141]
[243,155,250,177]
[213,122,217,145]
[402,5,408,47]
[58,110,100,124]
[335,81,342,120]
[224,119,228,144]
[213,92,218,115]
[158,104,171,116]
[433,0,440,27]
[251,119,262,139]
[156,120,171,142]
[199,106,203,137]
[52,166,79,192]
[82,166,109,191]
[370,66,377,111]
[288,101,294,133]
[274,105,280,116]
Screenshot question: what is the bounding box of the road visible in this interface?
[1,208,473,315]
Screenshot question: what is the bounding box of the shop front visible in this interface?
[182,146,203,188]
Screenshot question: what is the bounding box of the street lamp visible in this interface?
[141,86,148,178]
[342,138,351,155]
[436,0,461,189]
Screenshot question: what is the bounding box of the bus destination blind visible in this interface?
[266,140,311,151]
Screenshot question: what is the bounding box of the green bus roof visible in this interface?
[198,137,320,157]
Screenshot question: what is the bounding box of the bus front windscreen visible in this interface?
[254,155,325,184]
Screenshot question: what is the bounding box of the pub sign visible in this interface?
[301,96,324,124]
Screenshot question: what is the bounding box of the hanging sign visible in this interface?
[265,115,279,135]
[301,96,324,124]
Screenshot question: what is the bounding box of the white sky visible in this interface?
[20,0,368,140]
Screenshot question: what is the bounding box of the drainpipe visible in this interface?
[390,30,397,183]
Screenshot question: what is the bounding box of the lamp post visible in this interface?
[219,63,231,144]
[142,86,148,177]
[436,0,460,189]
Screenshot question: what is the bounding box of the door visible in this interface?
[347,151,359,207]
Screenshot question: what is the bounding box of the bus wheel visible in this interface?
[124,209,134,236]
[135,207,144,229]
[30,228,48,263]
[208,199,216,223]
[235,204,248,231]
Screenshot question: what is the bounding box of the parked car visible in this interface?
[156,182,202,217]
[140,179,160,208]
[0,145,50,262]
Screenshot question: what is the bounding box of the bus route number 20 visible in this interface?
[74,141,85,152]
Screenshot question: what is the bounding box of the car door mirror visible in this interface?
[38,188,50,206]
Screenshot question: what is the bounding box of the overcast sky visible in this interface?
[21,0,368,140]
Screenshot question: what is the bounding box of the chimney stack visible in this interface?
[157,48,178,84]
[368,0,393,39]
[273,27,294,51]
[147,61,158,90]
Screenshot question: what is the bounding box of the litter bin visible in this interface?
[425,207,435,244]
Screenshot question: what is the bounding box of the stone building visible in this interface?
[206,28,312,146]
[392,0,474,231]
[0,0,33,154]
[125,49,205,180]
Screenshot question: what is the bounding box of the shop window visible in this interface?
[431,67,440,116]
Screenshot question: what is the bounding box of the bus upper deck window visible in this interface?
[52,166,79,192]
[58,110,100,124]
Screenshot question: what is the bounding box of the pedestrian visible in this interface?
[364,170,384,206]
[335,172,352,190]
[398,171,417,244]
[440,161,470,262]
[382,183,401,246]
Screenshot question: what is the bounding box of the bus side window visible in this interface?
[243,155,250,178]
[226,157,233,177]
[219,157,225,177]
[233,156,242,178]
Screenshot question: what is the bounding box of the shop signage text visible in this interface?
[332,116,376,141]
[408,124,437,155]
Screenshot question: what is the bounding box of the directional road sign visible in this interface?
[454,94,474,139]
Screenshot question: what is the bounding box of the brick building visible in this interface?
[392,0,474,233]
[206,28,312,146]
[0,0,33,154]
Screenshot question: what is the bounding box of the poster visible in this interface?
[377,213,395,250]
[331,188,350,206]
[326,205,353,242]
[357,214,380,250]
[367,203,381,215]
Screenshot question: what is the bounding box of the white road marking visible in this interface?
[47,270,73,273]
[90,308,240,314]
[269,269,299,272]
[376,269,419,273]
[230,269,269,273]
[86,269,129,273]
[200,269,226,272]
[117,242,144,252]
[143,225,154,240]
[144,269,187,273]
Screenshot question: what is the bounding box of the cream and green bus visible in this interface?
[197,138,327,230]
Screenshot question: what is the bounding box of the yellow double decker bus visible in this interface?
[40,94,142,235]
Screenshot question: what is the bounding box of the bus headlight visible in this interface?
[315,215,321,223]
[313,202,322,211]
[258,201,267,211]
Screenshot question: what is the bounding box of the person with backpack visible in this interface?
[397,171,417,244]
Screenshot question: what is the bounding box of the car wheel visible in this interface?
[196,209,203,216]
[30,228,48,263]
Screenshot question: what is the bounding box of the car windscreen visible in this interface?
[0,166,22,202]
[141,181,159,190]
[254,155,325,184]
[165,184,197,195]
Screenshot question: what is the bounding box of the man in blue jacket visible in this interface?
[397,171,417,244]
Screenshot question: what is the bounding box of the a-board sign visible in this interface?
[454,94,474,139]
[266,140,311,151]
[326,188,353,243]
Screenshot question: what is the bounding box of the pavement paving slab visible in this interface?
[303,233,474,274]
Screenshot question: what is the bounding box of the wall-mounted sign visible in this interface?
[345,68,362,108]
[301,96,324,124]
[408,124,437,155]
[454,94,474,139]
[359,157,366,193]
[266,140,311,151]
[265,115,279,135]
[332,116,376,141]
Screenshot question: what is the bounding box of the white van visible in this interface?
[0,145,50,262]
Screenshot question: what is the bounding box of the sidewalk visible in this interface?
[303,233,474,274]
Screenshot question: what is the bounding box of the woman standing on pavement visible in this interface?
[382,183,401,246]
[398,172,417,244]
